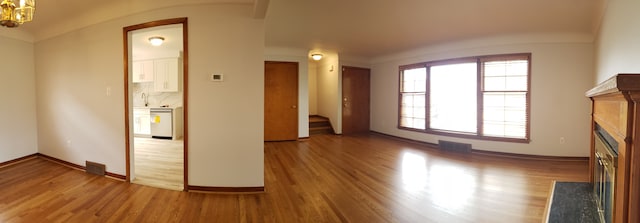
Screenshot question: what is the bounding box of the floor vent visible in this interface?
[86,161,106,176]
[438,140,472,153]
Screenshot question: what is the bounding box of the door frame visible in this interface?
[123,18,189,190]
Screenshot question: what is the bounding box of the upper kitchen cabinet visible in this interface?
[154,58,179,92]
[132,60,154,83]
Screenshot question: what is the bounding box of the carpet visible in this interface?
[547,181,599,223]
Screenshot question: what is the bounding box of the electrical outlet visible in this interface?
[210,73,223,82]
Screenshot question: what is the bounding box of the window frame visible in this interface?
[397,53,531,143]
[398,64,428,130]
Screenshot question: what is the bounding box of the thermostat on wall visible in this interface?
[210,73,224,82]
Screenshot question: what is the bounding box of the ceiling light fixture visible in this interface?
[0,0,35,28]
[148,36,165,46]
[311,53,323,61]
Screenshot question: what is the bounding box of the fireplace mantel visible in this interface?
[587,74,640,97]
[587,73,640,223]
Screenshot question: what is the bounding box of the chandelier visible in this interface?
[0,0,34,27]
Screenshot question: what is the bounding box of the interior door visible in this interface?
[342,66,370,134]
[264,61,298,141]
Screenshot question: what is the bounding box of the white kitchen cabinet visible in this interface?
[132,60,154,83]
[153,58,179,92]
[133,108,151,136]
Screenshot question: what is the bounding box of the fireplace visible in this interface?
[593,124,618,223]
[587,73,640,223]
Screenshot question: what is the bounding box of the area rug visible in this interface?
[546,181,599,223]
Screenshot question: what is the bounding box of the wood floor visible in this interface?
[133,137,184,191]
[0,133,588,222]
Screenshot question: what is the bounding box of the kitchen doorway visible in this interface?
[123,18,189,191]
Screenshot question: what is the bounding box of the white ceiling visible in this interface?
[16,0,604,58]
[19,0,252,41]
[265,0,605,58]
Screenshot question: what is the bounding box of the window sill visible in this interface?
[397,126,530,144]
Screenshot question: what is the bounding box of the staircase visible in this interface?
[309,116,333,135]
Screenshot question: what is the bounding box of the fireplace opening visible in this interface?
[593,124,618,223]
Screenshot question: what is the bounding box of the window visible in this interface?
[429,62,477,133]
[398,53,531,142]
[399,67,426,129]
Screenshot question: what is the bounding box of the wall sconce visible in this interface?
[311,53,323,61]
[148,36,165,46]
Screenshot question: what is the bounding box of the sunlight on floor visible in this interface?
[401,152,428,192]
[428,164,476,211]
[400,151,477,212]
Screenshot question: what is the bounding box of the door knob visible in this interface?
[292,105,297,109]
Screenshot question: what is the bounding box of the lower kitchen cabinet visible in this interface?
[133,108,151,136]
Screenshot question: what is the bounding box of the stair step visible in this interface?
[309,115,333,135]
[310,126,333,135]
[309,121,331,128]
[309,117,330,122]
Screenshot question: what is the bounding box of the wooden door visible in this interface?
[342,66,370,134]
[264,61,298,141]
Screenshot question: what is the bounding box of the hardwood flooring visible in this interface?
[133,137,184,191]
[0,133,588,222]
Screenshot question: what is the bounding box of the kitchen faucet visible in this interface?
[142,93,148,107]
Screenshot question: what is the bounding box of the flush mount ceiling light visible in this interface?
[0,0,35,28]
[148,36,165,46]
[311,53,323,61]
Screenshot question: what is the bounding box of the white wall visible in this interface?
[370,33,594,157]
[264,47,310,138]
[595,0,640,83]
[0,36,37,163]
[35,4,264,187]
[317,52,342,134]
[308,61,318,115]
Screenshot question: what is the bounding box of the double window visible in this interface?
[399,53,530,143]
